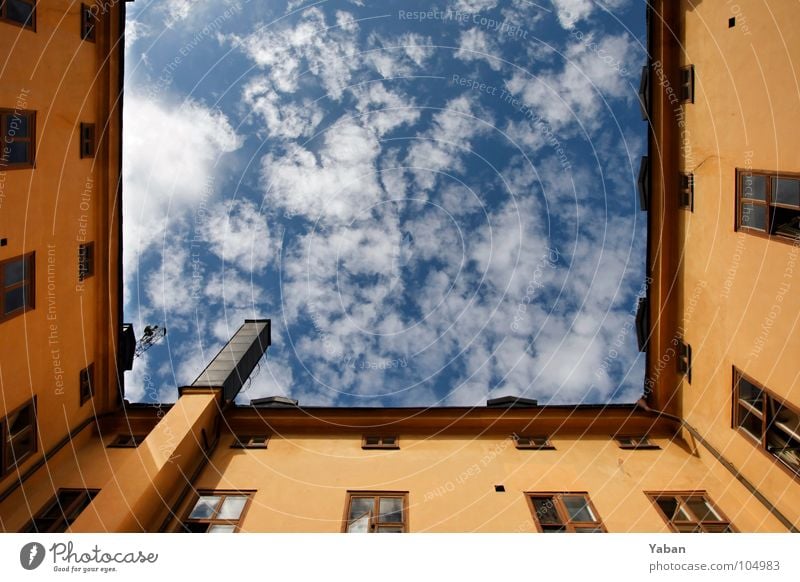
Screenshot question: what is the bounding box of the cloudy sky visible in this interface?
[122,0,647,407]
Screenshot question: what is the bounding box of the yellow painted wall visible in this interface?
[181,428,785,533]
[0,1,122,492]
[664,0,800,525]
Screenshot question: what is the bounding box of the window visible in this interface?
[78,242,94,281]
[0,253,34,322]
[648,492,733,532]
[680,65,694,102]
[677,339,691,384]
[232,435,268,449]
[181,491,253,533]
[344,492,407,533]
[1,398,37,477]
[514,434,555,450]
[79,364,94,405]
[22,489,99,532]
[108,434,145,448]
[0,0,35,30]
[79,123,95,158]
[80,3,96,41]
[680,173,694,211]
[526,493,605,532]
[0,109,35,168]
[733,369,800,476]
[616,435,660,450]
[362,436,399,450]
[736,170,800,240]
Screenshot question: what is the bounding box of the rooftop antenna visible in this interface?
[134,325,166,358]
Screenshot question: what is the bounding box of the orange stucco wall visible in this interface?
[0,1,123,493]
[648,0,800,527]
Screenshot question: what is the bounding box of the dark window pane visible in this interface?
[188,496,220,519]
[766,427,800,473]
[4,114,28,138]
[364,437,380,446]
[3,258,25,285]
[574,527,603,533]
[655,497,689,522]
[737,404,762,439]
[7,0,34,26]
[741,203,766,230]
[6,141,29,164]
[3,285,26,314]
[348,497,373,521]
[376,526,403,533]
[737,378,763,410]
[742,174,767,201]
[562,495,595,522]
[773,177,800,208]
[378,497,402,523]
[183,522,209,533]
[382,437,396,445]
[541,525,567,532]
[532,497,560,524]
[8,404,32,435]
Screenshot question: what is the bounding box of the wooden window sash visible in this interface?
[344,493,407,533]
[0,110,35,168]
[24,489,99,533]
[0,253,35,321]
[182,492,253,533]
[736,169,800,241]
[362,435,399,449]
[528,493,605,533]
[648,492,734,533]
[514,434,555,450]
[1,397,37,476]
[734,368,800,477]
[0,0,36,30]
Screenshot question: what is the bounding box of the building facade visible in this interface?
[0,1,797,533]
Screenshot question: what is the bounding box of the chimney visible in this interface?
[186,319,271,402]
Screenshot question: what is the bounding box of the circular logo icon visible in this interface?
[20,542,46,570]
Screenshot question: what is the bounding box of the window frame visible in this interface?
[80,3,96,42]
[733,368,800,479]
[342,491,409,533]
[21,488,99,533]
[0,109,36,169]
[525,492,606,533]
[231,435,269,449]
[679,65,694,103]
[1,396,37,477]
[361,435,400,450]
[78,242,94,282]
[615,435,661,450]
[679,172,694,211]
[79,364,94,405]
[79,122,96,159]
[647,491,735,533]
[735,169,800,244]
[0,252,35,322]
[513,434,555,450]
[0,0,36,31]
[180,490,254,533]
[108,434,146,448]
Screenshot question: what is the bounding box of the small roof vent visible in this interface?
[486,396,538,408]
[250,396,299,408]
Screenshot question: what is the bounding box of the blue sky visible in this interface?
[122,0,647,407]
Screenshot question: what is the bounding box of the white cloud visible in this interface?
[242,76,323,140]
[260,117,383,221]
[223,8,360,99]
[405,95,493,190]
[455,28,502,71]
[122,91,242,307]
[352,84,420,136]
[503,32,638,132]
[454,0,498,12]
[201,199,277,273]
